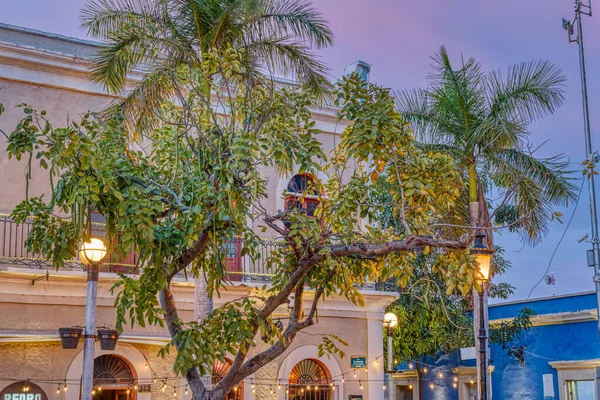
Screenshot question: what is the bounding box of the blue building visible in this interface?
[391,291,600,400]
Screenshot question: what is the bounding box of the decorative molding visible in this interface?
[490,309,598,327]
[549,359,600,370]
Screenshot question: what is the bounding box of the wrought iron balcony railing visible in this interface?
[0,214,397,291]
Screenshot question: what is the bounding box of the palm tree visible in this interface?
[394,46,577,243]
[80,0,334,132]
[394,45,577,400]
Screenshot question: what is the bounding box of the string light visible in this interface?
[430,383,434,390]
[453,383,458,388]
[454,377,458,382]
[126,388,130,394]
[423,367,428,373]
[134,384,138,391]
[162,381,167,392]
[306,384,311,390]
[364,366,368,373]
[173,389,177,398]
[92,389,96,396]
[153,378,157,384]
[185,386,189,396]
[408,362,413,369]
[342,374,345,383]
[63,381,68,392]
[383,383,386,390]
[144,362,149,370]
[56,385,61,394]
[438,372,443,378]
[98,386,102,392]
[359,381,364,390]
[278,383,282,390]
[353,370,357,378]
[470,379,474,384]
[332,386,336,391]
[409,384,413,390]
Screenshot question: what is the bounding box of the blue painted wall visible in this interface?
[395,291,600,399]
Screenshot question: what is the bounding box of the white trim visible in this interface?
[550,359,600,400]
[490,309,598,327]
[276,345,343,400]
[65,342,153,400]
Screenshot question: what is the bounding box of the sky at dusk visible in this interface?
[2,0,600,301]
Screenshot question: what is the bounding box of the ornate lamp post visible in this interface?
[383,312,398,400]
[79,237,108,400]
[470,233,494,400]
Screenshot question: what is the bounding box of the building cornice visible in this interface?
[491,309,598,327]
[550,359,600,370]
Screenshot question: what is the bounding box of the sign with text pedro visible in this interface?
[1,383,47,400]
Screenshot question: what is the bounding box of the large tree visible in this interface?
[80,0,335,329]
[5,50,480,399]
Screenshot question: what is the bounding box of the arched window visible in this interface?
[211,359,243,400]
[284,174,323,217]
[288,359,333,400]
[92,355,137,400]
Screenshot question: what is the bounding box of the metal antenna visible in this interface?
[563,0,600,339]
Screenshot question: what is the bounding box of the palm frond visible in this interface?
[81,0,164,38]
[246,35,332,97]
[485,60,566,124]
[487,149,578,243]
[250,0,334,48]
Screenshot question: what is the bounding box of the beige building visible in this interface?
[0,23,396,400]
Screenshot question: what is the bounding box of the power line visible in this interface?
[526,180,585,299]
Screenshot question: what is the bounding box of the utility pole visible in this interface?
[563,0,600,341]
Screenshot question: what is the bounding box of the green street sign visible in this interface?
[351,357,366,368]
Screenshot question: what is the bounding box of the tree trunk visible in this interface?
[194,273,214,390]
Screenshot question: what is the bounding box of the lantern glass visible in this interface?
[383,312,398,329]
[79,237,108,265]
[475,253,492,281]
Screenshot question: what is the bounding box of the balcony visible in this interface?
[0,214,397,291]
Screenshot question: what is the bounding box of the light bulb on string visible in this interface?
[134,384,138,391]
[438,372,443,378]
[408,362,413,369]
[98,386,102,392]
[409,384,413,390]
[453,383,458,388]
[423,367,428,373]
[364,366,368,373]
[342,374,345,383]
[353,370,357,378]
[301,389,304,394]
[126,388,130,394]
[92,389,96,396]
[430,383,434,390]
[185,386,188,396]
[144,362,149,370]
[332,386,336,391]
[470,379,474,384]
[56,385,61,395]
[278,383,282,390]
[153,378,157,384]
[63,382,68,392]
[359,381,363,390]
[454,377,458,382]
[383,383,386,390]
[173,389,177,398]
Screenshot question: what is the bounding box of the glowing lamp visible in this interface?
[79,238,108,265]
[470,233,494,282]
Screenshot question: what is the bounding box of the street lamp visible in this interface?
[383,312,398,400]
[470,233,494,400]
[80,237,108,400]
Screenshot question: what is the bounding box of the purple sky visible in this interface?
[2,0,600,301]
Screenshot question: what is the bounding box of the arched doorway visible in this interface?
[211,359,243,400]
[288,359,332,400]
[93,355,137,400]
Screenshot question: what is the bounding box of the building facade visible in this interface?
[391,291,600,400]
[0,23,394,400]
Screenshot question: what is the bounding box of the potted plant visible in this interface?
[58,327,83,349]
[97,329,119,350]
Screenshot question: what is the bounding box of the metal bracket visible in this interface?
[31,271,49,286]
[82,334,97,339]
